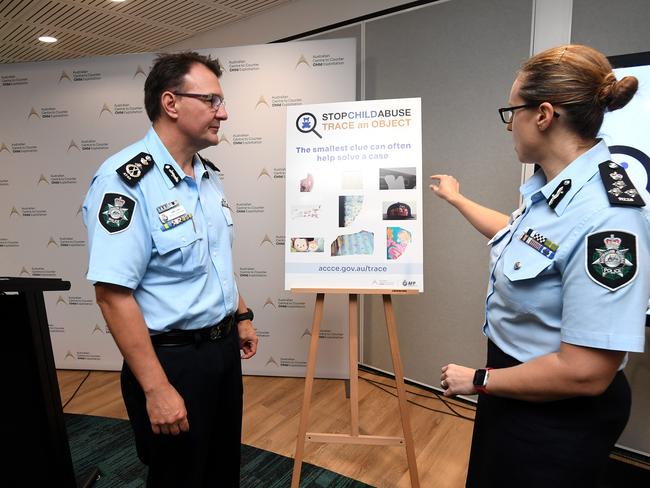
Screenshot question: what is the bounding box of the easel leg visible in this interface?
[383,295,420,488]
[349,294,359,437]
[291,293,325,488]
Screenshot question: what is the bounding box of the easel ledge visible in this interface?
[290,287,419,295]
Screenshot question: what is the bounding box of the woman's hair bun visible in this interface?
[605,75,639,111]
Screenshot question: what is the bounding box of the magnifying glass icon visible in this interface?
[296,112,322,139]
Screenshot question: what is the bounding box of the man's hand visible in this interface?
[145,382,190,435]
[238,320,258,359]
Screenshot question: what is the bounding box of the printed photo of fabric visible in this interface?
[331,230,374,256]
[339,195,364,227]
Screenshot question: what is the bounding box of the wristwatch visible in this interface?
[473,368,492,394]
[235,307,254,323]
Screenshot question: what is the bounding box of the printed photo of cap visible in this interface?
[383,201,416,220]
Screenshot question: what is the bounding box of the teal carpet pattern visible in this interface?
[65,414,373,487]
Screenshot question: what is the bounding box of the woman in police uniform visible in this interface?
[430,44,650,487]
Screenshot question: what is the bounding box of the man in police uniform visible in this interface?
[83,52,258,487]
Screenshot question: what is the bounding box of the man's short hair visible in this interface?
[144,51,222,122]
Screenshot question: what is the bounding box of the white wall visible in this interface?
[164,0,419,49]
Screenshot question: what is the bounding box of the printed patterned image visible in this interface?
[339,195,364,227]
[291,204,321,220]
[386,227,412,260]
[379,167,417,190]
[290,237,325,252]
[331,230,374,256]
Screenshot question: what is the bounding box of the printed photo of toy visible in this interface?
[290,237,324,252]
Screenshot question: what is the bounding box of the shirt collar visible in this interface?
[143,127,202,189]
[520,139,611,215]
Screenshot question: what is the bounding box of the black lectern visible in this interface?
[0,277,77,486]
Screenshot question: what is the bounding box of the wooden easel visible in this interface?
[291,291,420,488]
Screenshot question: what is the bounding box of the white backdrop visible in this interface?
[0,38,356,377]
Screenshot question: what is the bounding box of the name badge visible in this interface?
[156,200,178,214]
[159,204,187,224]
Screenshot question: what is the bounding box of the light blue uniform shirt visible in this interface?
[83,127,238,332]
[484,140,650,363]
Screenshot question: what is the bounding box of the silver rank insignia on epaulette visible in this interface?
[116,152,154,187]
[598,161,645,207]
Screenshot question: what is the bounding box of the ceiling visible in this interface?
[0,0,293,64]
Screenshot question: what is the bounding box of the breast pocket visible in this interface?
[503,242,553,281]
[498,239,558,314]
[151,223,207,277]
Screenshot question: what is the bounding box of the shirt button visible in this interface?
[181,237,186,242]
[513,261,522,270]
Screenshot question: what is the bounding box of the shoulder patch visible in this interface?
[598,161,645,207]
[116,152,154,186]
[586,230,637,291]
[98,193,136,234]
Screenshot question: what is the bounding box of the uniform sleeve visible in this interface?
[560,207,649,352]
[83,174,152,289]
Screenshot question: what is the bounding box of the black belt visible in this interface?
[151,313,235,347]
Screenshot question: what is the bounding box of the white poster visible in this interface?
[285,98,423,292]
[0,38,356,377]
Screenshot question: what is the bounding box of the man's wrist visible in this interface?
[235,307,254,323]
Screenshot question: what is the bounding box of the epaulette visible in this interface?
[116,152,154,187]
[198,153,220,172]
[598,161,645,207]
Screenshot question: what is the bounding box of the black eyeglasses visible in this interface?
[173,92,225,111]
[498,103,560,124]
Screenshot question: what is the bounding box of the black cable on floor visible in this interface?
[62,371,92,409]
[359,376,476,421]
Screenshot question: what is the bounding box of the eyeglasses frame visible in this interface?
[498,103,560,124]
[172,92,225,111]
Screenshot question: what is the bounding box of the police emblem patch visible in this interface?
[98,193,136,234]
[586,230,637,290]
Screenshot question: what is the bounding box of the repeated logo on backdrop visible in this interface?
[0,39,355,376]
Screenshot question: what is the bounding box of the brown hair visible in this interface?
[518,44,638,140]
[144,51,222,122]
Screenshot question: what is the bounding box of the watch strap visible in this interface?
[235,307,254,323]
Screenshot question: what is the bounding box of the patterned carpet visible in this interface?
[65,414,372,487]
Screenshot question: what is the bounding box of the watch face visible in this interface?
[473,369,487,386]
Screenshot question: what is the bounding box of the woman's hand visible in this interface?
[430,174,461,204]
[440,363,476,397]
